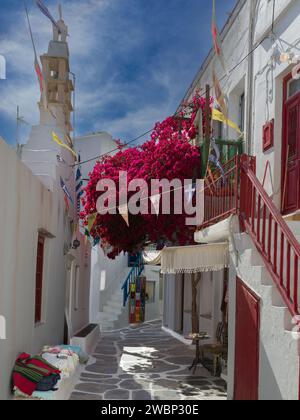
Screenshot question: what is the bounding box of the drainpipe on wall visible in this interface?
[246,0,257,155]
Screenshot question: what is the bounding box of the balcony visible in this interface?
[198,139,243,230]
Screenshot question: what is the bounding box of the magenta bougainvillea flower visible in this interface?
[81,93,209,259]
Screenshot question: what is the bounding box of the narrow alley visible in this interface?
[70,321,227,401]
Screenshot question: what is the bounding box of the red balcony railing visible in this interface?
[240,155,300,318]
[200,155,240,229]
[199,153,300,318]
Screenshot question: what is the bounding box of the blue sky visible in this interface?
[0,0,236,146]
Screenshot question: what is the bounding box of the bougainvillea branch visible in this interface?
[81,93,210,259]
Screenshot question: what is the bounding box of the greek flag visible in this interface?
[60,177,74,205]
[76,158,84,215]
[35,0,60,32]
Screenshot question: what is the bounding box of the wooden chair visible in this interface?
[199,322,228,377]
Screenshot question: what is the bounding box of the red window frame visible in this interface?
[263,119,274,152]
[35,235,45,324]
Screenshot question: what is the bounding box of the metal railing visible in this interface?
[121,254,144,307]
[200,155,240,229]
[240,155,300,318]
[199,153,300,318]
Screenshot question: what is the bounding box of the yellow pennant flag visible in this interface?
[212,108,243,136]
[52,131,78,159]
[87,213,98,232]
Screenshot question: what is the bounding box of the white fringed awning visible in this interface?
[161,243,229,274]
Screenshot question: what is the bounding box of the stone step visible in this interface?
[100,321,116,332]
[105,300,123,310]
[109,295,123,304]
[286,221,300,236]
[103,305,123,316]
[98,312,119,322]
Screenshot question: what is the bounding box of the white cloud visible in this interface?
[0,0,186,144]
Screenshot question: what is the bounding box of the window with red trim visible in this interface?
[35,235,45,324]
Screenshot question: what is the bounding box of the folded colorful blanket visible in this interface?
[13,353,61,396]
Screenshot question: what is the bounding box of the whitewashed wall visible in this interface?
[183,0,251,143]
[179,0,300,400]
[0,139,89,400]
[144,265,162,322]
[74,133,130,323]
[163,272,224,340]
[184,0,300,208]
[251,0,300,206]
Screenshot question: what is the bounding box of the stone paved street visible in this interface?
[70,321,227,400]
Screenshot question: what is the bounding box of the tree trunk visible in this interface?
[191,272,201,334]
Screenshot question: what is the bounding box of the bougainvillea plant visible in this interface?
[81,93,209,259]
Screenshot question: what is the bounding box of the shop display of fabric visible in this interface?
[13,353,61,397]
[42,351,79,379]
[13,344,88,398]
[35,373,60,392]
[14,388,55,401]
[59,345,89,364]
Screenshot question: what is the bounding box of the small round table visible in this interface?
[185,332,211,374]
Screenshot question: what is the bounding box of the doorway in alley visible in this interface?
[234,278,260,400]
[282,72,300,214]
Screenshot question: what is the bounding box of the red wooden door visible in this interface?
[234,278,260,401]
[282,77,300,214]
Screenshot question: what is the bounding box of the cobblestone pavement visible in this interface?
[70,321,227,401]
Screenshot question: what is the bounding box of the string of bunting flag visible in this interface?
[85,181,199,232]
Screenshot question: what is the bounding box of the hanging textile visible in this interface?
[161,243,229,274]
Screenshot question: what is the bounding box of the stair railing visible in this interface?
[121,254,144,307]
[240,155,300,318]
